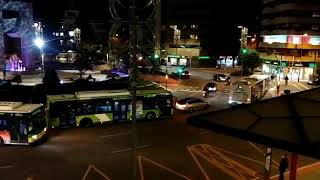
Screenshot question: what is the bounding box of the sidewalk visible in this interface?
[266,79,312,99]
[271,162,320,180]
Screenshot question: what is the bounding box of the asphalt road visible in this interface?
[0,111,317,180]
[0,68,316,180]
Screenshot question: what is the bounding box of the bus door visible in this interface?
[113,101,129,122]
[9,115,28,143]
[157,95,172,117]
[59,102,76,128]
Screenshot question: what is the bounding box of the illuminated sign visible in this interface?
[198,56,210,60]
[309,37,320,45]
[263,35,287,44]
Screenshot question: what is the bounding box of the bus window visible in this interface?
[0,119,9,130]
[95,101,112,113]
[143,97,158,110]
[114,102,119,111]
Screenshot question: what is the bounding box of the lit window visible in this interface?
[312,25,319,30]
[312,12,320,18]
[190,35,198,39]
[191,25,198,29]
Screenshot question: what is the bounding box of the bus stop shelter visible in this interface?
[188,87,320,180]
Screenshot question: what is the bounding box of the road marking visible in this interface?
[177,89,202,93]
[82,165,111,180]
[101,132,131,138]
[296,82,310,90]
[188,144,260,180]
[0,165,13,169]
[199,130,211,135]
[111,145,151,154]
[208,94,221,103]
[291,82,304,91]
[138,156,192,180]
[247,142,280,166]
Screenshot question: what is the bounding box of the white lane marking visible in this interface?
[199,130,211,135]
[101,132,131,138]
[247,141,280,166]
[291,82,304,91]
[296,82,310,90]
[0,165,13,169]
[177,90,202,93]
[208,94,221,103]
[111,145,151,154]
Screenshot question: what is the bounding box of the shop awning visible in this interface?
[188,87,320,159]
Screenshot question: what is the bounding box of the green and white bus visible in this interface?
[47,89,173,128]
[0,102,47,145]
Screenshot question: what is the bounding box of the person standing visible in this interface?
[285,76,289,86]
[279,154,289,180]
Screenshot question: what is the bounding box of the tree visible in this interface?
[238,49,262,74]
[42,69,61,87]
[74,53,92,79]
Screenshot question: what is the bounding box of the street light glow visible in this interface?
[34,38,44,48]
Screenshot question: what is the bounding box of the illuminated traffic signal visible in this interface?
[154,54,160,59]
[241,48,248,54]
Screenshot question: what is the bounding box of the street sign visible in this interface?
[264,147,272,180]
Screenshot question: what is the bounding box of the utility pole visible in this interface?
[129,0,138,179]
[238,26,248,77]
[154,0,161,58]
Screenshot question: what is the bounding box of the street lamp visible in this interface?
[34,38,45,76]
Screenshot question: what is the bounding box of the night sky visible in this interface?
[32,0,260,55]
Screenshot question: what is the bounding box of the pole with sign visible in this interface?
[264,147,272,180]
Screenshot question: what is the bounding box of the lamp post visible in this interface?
[34,38,45,77]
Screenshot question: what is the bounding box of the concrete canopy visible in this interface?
[187,87,320,159]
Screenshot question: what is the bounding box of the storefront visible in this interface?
[262,59,316,81]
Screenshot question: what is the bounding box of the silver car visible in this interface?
[175,98,209,112]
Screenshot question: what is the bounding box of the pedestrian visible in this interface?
[277,84,280,95]
[285,76,289,86]
[279,154,289,180]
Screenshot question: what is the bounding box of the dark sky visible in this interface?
[32,0,261,55]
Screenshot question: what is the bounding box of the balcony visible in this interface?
[261,17,320,26]
[263,3,320,14]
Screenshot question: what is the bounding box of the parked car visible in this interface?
[175,97,209,112]
[213,74,230,82]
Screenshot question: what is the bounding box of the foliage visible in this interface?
[42,69,61,87]
[237,49,262,73]
[74,53,92,79]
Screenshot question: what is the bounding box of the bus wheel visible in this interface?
[0,137,4,145]
[80,118,93,128]
[145,112,156,120]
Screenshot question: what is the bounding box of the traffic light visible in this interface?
[241,48,248,54]
[154,54,160,59]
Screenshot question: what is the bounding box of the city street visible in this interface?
[0,68,317,180]
[0,110,318,180]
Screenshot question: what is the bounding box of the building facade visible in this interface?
[259,0,320,81]
[162,0,210,65]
